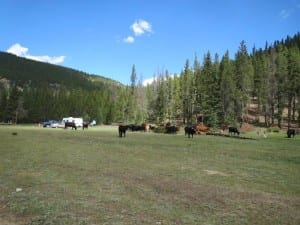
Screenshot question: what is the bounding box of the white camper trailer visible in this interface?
[62,117,83,127]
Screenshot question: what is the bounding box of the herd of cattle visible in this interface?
[118,123,297,139]
[64,121,89,130]
[118,123,245,138]
[62,120,296,139]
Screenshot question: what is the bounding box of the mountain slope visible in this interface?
[0,51,122,90]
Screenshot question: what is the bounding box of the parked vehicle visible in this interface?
[42,120,58,127]
[62,117,83,127]
[50,121,65,128]
[90,120,96,126]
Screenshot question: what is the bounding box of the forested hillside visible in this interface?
[0,52,121,89]
[0,52,123,123]
[142,33,300,129]
[0,33,299,128]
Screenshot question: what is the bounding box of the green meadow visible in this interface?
[0,125,299,225]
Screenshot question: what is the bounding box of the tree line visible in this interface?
[130,33,300,129]
[0,33,299,128]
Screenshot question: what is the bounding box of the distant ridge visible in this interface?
[0,51,123,90]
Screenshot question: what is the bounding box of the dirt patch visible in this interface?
[116,172,300,224]
[0,198,28,225]
[0,216,25,225]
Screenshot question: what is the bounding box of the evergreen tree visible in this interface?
[130,64,137,92]
[154,75,167,123]
[0,90,8,122]
[211,53,221,127]
[6,85,20,123]
[287,46,300,128]
[193,55,202,123]
[165,70,173,122]
[252,49,270,125]
[220,50,236,126]
[171,75,182,122]
[266,47,277,125]
[180,59,194,124]
[128,65,138,122]
[275,45,288,128]
[145,81,156,122]
[114,86,129,123]
[200,52,221,127]
[135,78,147,123]
[235,41,254,125]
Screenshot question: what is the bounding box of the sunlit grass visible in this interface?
[0,125,299,224]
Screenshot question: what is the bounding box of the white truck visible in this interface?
[62,117,83,128]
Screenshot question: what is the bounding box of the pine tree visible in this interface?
[0,90,8,122]
[128,65,137,122]
[235,41,254,125]
[252,49,270,125]
[135,77,147,123]
[287,46,300,128]
[266,47,277,125]
[220,50,236,126]
[145,81,156,122]
[130,64,137,94]
[165,70,173,122]
[180,59,194,124]
[6,85,20,123]
[114,86,127,123]
[200,52,221,127]
[171,75,182,122]
[275,45,288,128]
[193,54,202,123]
[199,53,212,124]
[155,75,167,123]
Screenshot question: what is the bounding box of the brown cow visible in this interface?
[194,124,210,134]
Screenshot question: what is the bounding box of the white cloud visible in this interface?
[142,74,175,86]
[123,36,135,43]
[131,19,153,36]
[279,3,300,20]
[279,9,291,19]
[7,43,28,56]
[6,43,65,64]
[143,77,156,86]
[26,55,65,64]
[122,19,153,44]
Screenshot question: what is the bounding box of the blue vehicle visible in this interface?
[42,120,58,127]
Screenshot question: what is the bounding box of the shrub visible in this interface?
[267,127,280,133]
[153,126,166,133]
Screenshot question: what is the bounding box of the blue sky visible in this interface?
[1,0,299,85]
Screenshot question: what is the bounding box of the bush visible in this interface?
[267,127,280,133]
[153,126,166,133]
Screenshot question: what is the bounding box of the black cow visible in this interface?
[165,125,178,134]
[119,125,128,137]
[185,126,196,138]
[65,122,77,130]
[128,124,146,132]
[287,129,295,138]
[229,127,239,136]
[149,124,157,131]
[82,121,89,130]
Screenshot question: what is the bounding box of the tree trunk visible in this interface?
[292,95,296,121]
[277,95,284,129]
[270,102,275,126]
[287,95,293,130]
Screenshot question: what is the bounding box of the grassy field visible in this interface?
[0,125,299,225]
